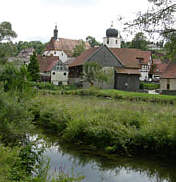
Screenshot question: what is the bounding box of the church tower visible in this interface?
[54,25,58,40]
[103,23,121,48]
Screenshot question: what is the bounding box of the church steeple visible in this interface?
[103,22,121,48]
[54,25,58,40]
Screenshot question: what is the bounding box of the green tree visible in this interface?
[0,63,30,95]
[15,41,46,55]
[0,21,17,64]
[83,62,108,86]
[86,36,101,47]
[126,0,176,35]
[0,21,17,41]
[125,0,176,60]
[164,32,176,61]
[121,41,132,48]
[28,52,40,81]
[131,32,148,50]
[73,41,86,57]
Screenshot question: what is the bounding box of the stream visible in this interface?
[42,136,176,182]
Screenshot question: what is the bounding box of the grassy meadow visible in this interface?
[31,94,176,157]
[39,88,176,104]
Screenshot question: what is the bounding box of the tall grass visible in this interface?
[40,88,176,105]
[32,94,176,158]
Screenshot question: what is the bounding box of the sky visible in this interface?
[0,0,150,43]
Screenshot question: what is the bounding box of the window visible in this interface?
[167,79,170,90]
[116,40,118,44]
[167,84,170,90]
[52,72,55,75]
[107,39,109,44]
[64,72,67,76]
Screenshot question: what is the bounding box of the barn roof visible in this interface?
[69,46,152,70]
[69,47,99,67]
[115,67,140,75]
[160,63,176,79]
[110,48,151,68]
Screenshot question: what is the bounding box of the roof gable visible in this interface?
[69,45,122,67]
[87,45,122,67]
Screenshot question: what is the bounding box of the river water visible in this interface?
[43,139,176,182]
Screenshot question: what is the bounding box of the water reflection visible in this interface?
[43,138,176,182]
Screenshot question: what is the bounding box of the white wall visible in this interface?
[43,50,68,63]
[51,70,68,85]
[103,37,121,48]
[160,79,176,90]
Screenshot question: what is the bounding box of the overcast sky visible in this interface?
[0,0,150,43]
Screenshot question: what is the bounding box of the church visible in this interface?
[43,26,90,63]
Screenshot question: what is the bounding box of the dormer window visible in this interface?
[136,57,144,64]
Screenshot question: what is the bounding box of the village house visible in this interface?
[152,59,168,81]
[160,63,176,94]
[8,47,35,66]
[40,26,91,85]
[69,26,153,91]
[37,55,68,85]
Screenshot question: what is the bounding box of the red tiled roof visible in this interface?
[69,47,99,67]
[115,67,140,74]
[161,63,176,78]
[153,59,162,65]
[110,48,151,68]
[153,63,168,74]
[37,56,59,72]
[46,38,91,57]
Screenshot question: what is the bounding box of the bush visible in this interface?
[0,92,33,145]
[140,82,160,90]
[38,106,72,135]
[33,94,176,157]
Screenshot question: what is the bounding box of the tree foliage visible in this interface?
[126,0,176,36]
[125,0,176,60]
[0,21,17,42]
[83,62,108,86]
[15,41,46,55]
[0,21,17,64]
[164,32,176,61]
[0,63,30,93]
[86,36,101,47]
[131,32,148,50]
[28,52,40,81]
[73,41,86,57]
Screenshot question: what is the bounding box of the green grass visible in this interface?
[31,94,176,158]
[43,88,176,105]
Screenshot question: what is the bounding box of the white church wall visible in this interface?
[43,50,68,63]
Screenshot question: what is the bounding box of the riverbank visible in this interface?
[31,94,176,158]
[39,88,176,105]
